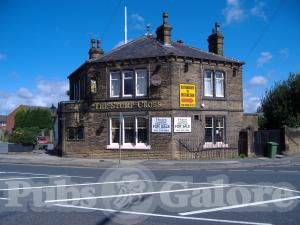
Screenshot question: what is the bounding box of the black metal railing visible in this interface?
[178,137,238,160]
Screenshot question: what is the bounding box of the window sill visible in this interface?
[107,144,151,150]
[203,142,228,148]
[202,97,226,101]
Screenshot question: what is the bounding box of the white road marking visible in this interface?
[278,170,298,173]
[0,172,94,179]
[0,175,62,181]
[228,170,248,172]
[45,185,227,203]
[0,179,218,191]
[53,204,272,225]
[0,179,152,191]
[158,180,300,195]
[1,172,54,176]
[180,195,300,216]
[0,175,67,181]
[0,197,8,200]
[252,170,273,172]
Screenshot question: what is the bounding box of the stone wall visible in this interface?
[284,126,300,156]
[59,58,246,159]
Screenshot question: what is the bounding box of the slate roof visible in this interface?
[91,35,243,64]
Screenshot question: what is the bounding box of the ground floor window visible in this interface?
[205,116,225,144]
[109,116,149,149]
[67,127,84,140]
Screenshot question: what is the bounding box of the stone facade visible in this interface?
[57,12,255,159]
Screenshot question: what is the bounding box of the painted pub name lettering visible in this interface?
[93,101,162,110]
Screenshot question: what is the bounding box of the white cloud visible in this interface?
[131,14,144,23]
[131,13,145,30]
[244,96,261,113]
[256,51,272,67]
[222,0,245,25]
[0,79,68,114]
[0,53,7,61]
[17,88,33,99]
[248,76,268,87]
[279,48,288,59]
[251,0,267,21]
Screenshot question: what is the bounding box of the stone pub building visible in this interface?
[57,12,256,159]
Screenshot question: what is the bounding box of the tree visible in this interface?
[9,127,39,146]
[23,109,52,131]
[258,73,300,129]
[14,107,26,128]
[11,107,53,145]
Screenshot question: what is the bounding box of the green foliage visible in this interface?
[14,108,53,131]
[14,107,26,128]
[259,73,300,129]
[11,107,53,145]
[9,127,39,145]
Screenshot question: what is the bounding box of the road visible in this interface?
[0,163,299,225]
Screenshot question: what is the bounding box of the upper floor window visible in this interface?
[110,69,148,98]
[215,71,224,97]
[91,78,97,94]
[204,71,213,97]
[204,70,225,98]
[73,80,81,100]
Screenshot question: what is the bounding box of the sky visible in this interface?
[0,0,299,115]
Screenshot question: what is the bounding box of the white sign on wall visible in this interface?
[152,117,171,133]
[174,117,192,132]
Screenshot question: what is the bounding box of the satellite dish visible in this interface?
[151,75,162,86]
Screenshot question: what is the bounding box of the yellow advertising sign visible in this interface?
[180,83,196,108]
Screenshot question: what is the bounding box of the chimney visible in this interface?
[207,22,224,56]
[88,39,104,59]
[156,12,172,45]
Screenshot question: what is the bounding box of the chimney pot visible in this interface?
[91,39,96,48]
[163,12,168,24]
[96,39,101,48]
[207,22,224,56]
[89,39,104,59]
[215,22,220,32]
[156,12,172,45]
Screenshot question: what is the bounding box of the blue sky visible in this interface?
[0,0,299,114]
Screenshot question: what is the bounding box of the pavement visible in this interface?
[0,149,300,170]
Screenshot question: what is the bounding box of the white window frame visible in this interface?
[109,69,148,98]
[122,71,134,97]
[204,70,213,97]
[136,116,148,146]
[204,116,227,148]
[215,71,224,97]
[110,72,121,98]
[205,116,214,145]
[215,116,225,144]
[108,116,150,149]
[135,69,148,97]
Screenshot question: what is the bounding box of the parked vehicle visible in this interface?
[36,136,49,150]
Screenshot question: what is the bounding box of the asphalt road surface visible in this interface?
[0,163,300,225]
